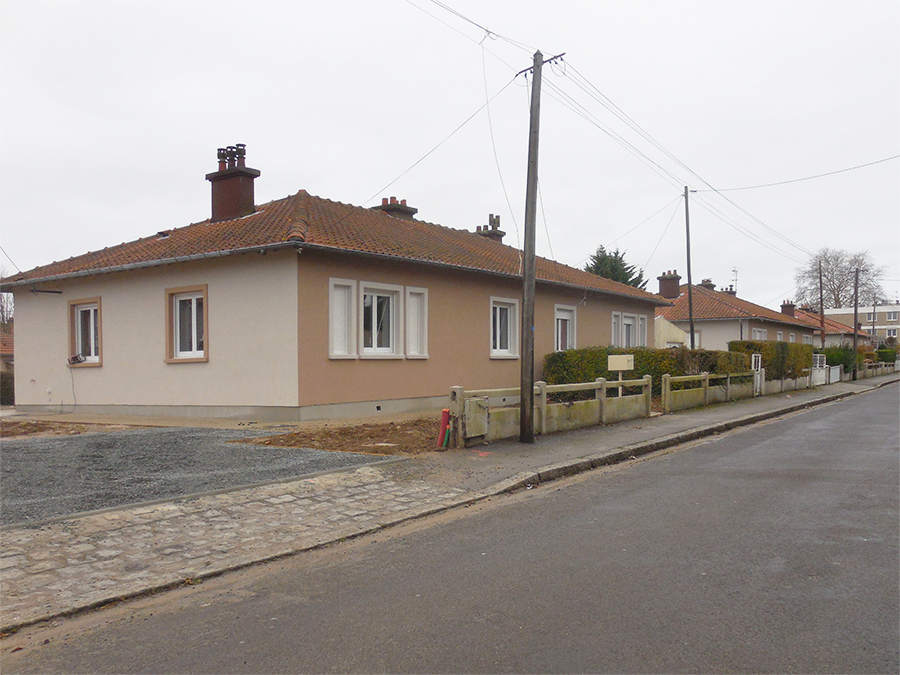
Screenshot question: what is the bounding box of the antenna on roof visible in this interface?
[731,267,738,294]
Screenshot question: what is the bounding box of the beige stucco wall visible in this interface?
[295,249,657,408]
[13,250,299,409]
[667,318,816,350]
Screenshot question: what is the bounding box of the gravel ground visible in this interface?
[0,427,384,527]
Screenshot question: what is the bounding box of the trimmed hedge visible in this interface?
[820,345,858,373]
[0,371,13,405]
[542,346,750,397]
[876,348,897,363]
[728,340,813,380]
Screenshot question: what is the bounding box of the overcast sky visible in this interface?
[2,0,898,308]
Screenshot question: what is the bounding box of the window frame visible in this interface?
[554,304,576,352]
[405,287,429,359]
[887,311,898,322]
[751,327,768,341]
[68,298,102,366]
[887,328,898,338]
[165,285,208,363]
[490,296,519,359]
[359,281,403,359]
[329,278,357,359]
[776,331,784,342]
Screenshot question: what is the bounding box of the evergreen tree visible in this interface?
[584,246,647,289]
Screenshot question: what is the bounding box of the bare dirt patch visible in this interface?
[0,419,139,439]
[244,418,443,456]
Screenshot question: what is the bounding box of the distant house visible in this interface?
[0,325,12,374]
[1,146,669,421]
[653,271,816,350]
[788,305,873,348]
[825,303,900,346]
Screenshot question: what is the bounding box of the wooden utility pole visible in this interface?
[852,267,859,381]
[818,260,826,348]
[684,186,696,349]
[519,50,543,444]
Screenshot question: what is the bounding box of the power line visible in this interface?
[694,155,900,192]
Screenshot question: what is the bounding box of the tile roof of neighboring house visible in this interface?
[793,308,869,337]
[0,191,669,305]
[0,328,12,357]
[656,284,812,328]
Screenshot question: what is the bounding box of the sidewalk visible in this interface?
[2,374,897,633]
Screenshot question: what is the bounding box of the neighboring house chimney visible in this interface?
[372,196,418,220]
[699,278,716,291]
[657,270,682,299]
[206,144,261,223]
[476,214,506,243]
[781,301,796,317]
[723,285,737,296]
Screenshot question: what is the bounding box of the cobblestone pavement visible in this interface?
[1,465,471,631]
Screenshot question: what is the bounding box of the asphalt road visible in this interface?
[3,385,898,674]
[0,427,382,526]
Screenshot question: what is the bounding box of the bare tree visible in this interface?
[0,267,13,327]
[793,248,885,310]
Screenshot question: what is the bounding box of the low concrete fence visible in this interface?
[855,361,896,379]
[661,371,755,413]
[448,376,652,448]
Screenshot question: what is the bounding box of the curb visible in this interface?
[3,378,895,634]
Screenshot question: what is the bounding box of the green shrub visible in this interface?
[876,348,897,363]
[0,371,13,405]
[542,345,749,397]
[729,340,813,380]
[820,345,858,373]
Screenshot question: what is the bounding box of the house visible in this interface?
[1,145,670,421]
[653,271,817,350]
[0,325,12,374]
[787,305,873,348]
[825,303,900,346]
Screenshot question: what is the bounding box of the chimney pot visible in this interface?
[390,196,398,205]
[477,214,506,243]
[657,269,682,299]
[206,144,261,222]
[371,196,418,220]
[382,197,389,206]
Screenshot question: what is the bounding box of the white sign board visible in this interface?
[608,354,634,371]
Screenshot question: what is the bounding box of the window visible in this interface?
[789,333,796,343]
[69,298,101,365]
[887,328,898,338]
[887,311,898,322]
[555,305,576,351]
[776,331,784,342]
[490,297,518,358]
[166,285,208,362]
[360,282,402,357]
[611,312,648,347]
[405,287,428,358]
[329,279,356,358]
[803,335,813,345]
[751,328,768,340]
[866,312,875,322]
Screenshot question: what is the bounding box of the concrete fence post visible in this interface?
[662,373,671,414]
[449,386,465,449]
[597,377,607,424]
[702,372,710,406]
[643,375,652,417]
[536,381,547,435]
[725,372,732,400]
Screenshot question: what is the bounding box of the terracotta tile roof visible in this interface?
[0,328,12,356]
[793,308,869,337]
[656,284,812,328]
[1,191,668,305]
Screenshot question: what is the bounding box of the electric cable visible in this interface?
[642,195,684,271]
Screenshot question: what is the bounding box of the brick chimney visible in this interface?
[657,270,682,299]
[476,214,506,244]
[781,301,796,317]
[699,278,716,291]
[723,285,737,296]
[205,144,261,222]
[372,196,418,220]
